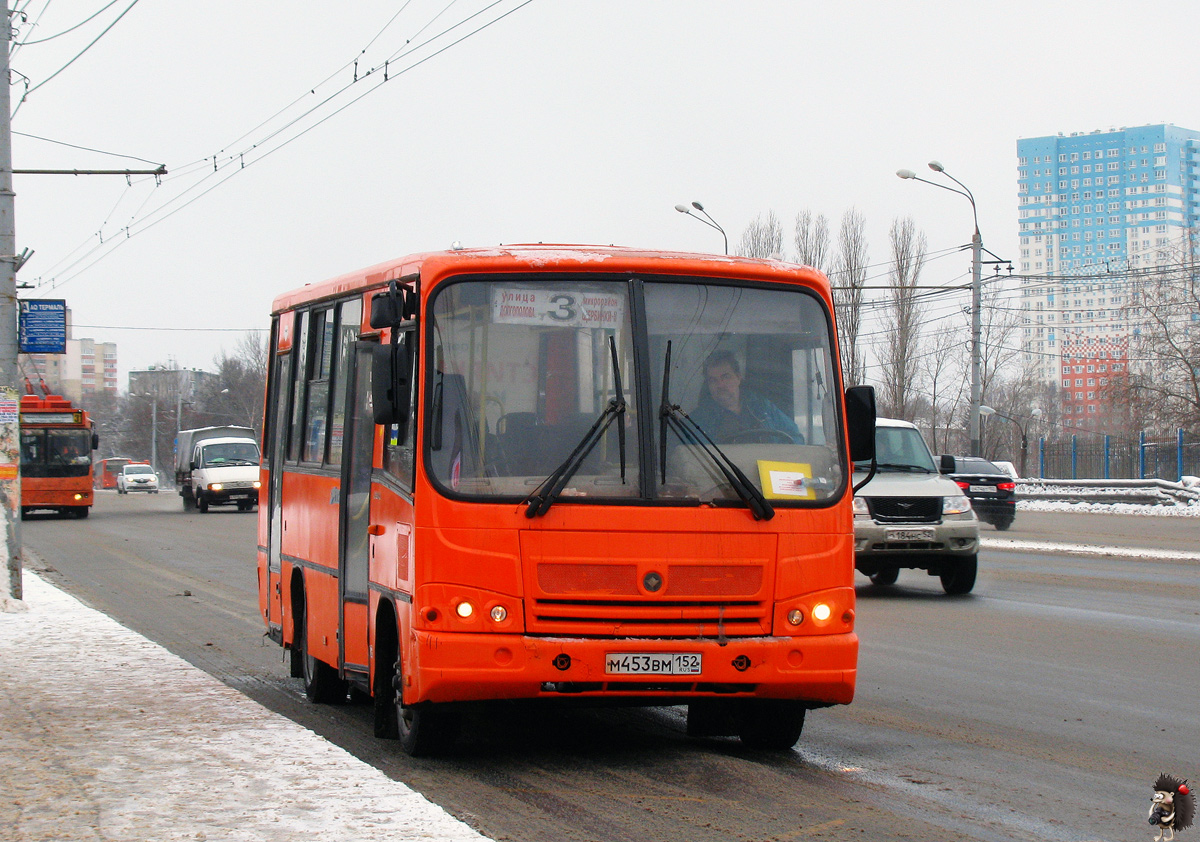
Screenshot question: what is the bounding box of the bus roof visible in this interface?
[270,245,832,315]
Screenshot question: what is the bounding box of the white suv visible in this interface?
[117,464,159,494]
[853,419,980,594]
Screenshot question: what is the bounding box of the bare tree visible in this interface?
[736,210,784,260]
[831,208,869,386]
[877,217,927,420]
[977,279,1023,413]
[793,210,830,271]
[1122,240,1200,431]
[196,331,268,433]
[920,320,967,454]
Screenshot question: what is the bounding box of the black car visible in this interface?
[939,455,1016,530]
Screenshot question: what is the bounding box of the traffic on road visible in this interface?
[19,491,1199,842]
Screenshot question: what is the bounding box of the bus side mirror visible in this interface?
[371,343,411,429]
[844,385,876,463]
[939,454,956,474]
[369,283,417,329]
[92,433,100,451]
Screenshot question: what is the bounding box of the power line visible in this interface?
[32,0,537,293]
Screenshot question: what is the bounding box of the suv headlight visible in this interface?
[852,497,870,517]
[942,495,972,515]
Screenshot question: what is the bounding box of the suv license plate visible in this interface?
[886,527,935,542]
[605,653,702,675]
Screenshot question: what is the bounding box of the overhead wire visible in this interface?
[32,0,536,293]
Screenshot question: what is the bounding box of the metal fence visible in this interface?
[1037,429,1200,481]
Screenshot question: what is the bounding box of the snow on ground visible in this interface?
[0,571,490,842]
[1017,499,1200,517]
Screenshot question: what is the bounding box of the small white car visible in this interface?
[117,463,159,494]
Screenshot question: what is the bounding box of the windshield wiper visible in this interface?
[524,335,626,518]
[658,341,773,521]
[864,462,935,473]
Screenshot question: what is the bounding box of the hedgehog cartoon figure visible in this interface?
[1150,774,1194,841]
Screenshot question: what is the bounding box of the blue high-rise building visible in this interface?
[1015,124,1200,425]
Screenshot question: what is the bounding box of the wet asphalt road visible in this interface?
[21,494,1200,842]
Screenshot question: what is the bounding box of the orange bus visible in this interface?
[20,393,98,518]
[257,246,876,755]
[96,457,135,489]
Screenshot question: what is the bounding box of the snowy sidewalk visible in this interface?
[0,571,489,842]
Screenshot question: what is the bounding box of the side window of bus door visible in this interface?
[383,329,417,491]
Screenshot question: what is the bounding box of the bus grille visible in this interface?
[530,562,770,637]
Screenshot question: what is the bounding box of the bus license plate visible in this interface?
[605,653,702,675]
[886,527,935,542]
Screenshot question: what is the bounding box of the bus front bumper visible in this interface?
[408,631,857,707]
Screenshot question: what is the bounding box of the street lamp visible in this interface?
[979,405,1041,478]
[674,200,728,254]
[897,161,984,456]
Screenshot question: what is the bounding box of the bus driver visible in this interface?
[689,350,803,444]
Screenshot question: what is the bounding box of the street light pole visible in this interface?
[979,406,1041,477]
[897,161,984,456]
[674,200,728,254]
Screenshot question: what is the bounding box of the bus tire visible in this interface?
[737,699,806,750]
[298,597,344,704]
[395,656,460,757]
[74,507,89,519]
[940,554,977,595]
[372,611,399,739]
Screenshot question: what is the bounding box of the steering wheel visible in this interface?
[724,428,795,444]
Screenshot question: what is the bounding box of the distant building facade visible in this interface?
[1016,123,1200,427]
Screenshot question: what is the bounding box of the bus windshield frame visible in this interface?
[424,272,847,510]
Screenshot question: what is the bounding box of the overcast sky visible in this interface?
[11,1,1200,387]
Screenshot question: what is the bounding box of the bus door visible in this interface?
[337,341,376,678]
[265,344,291,635]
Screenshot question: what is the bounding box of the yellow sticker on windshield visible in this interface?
[757,461,815,500]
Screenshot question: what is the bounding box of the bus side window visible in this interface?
[383,329,417,490]
[287,310,311,463]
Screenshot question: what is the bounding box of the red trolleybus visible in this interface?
[20,393,98,518]
[96,457,134,489]
[257,246,875,755]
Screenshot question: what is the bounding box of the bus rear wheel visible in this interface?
[737,699,806,750]
[297,600,345,704]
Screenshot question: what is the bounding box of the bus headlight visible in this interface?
[73,493,83,501]
[812,603,832,622]
[455,601,475,619]
[490,604,508,622]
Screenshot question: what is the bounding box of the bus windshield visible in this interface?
[428,276,844,506]
[21,429,93,478]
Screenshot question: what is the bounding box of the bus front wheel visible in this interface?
[738,699,806,750]
[395,657,460,757]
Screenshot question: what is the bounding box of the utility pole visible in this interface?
[0,0,22,607]
[969,229,983,457]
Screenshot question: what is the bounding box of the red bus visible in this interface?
[96,457,136,490]
[20,394,98,518]
[257,246,875,755]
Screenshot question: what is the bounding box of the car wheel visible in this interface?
[940,554,977,595]
[197,495,209,513]
[993,514,1014,531]
[869,566,900,586]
